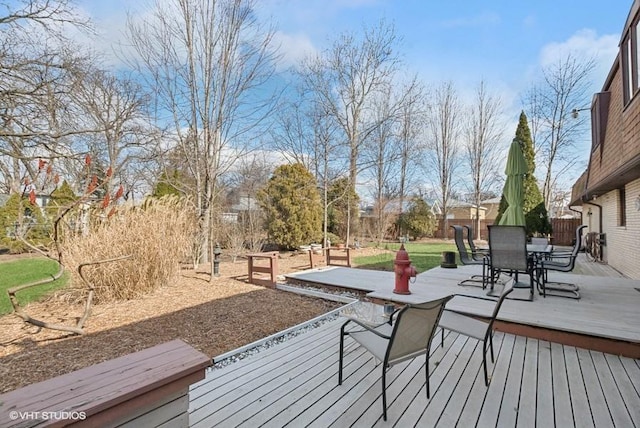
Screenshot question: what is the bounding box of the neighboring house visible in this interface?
[360,198,441,218]
[480,197,501,220]
[569,0,640,279]
[445,200,486,220]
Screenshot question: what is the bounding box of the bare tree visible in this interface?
[396,76,427,225]
[524,54,595,210]
[223,152,272,253]
[0,1,92,193]
[424,81,462,239]
[270,97,317,173]
[297,20,400,245]
[362,84,402,243]
[463,80,504,239]
[125,0,278,274]
[70,67,156,196]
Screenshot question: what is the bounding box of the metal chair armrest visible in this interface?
[342,318,392,339]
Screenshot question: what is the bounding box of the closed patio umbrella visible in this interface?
[498,139,527,226]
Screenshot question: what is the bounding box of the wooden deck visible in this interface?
[188,255,640,426]
[189,316,640,427]
[283,260,640,351]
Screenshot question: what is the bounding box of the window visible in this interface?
[618,187,626,227]
[623,36,634,104]
[636,20,640,89]
[591,92,610,153]
[622,16,640,105]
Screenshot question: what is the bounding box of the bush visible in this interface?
[324,232,343,246]
[63,196,196,303]
[396,197,436,240]
[257,163,322,249]
[0,193,50,253]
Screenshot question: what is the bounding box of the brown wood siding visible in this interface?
[588,60,640,190]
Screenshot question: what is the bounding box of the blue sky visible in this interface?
[77,0,630,110]
[75,0,633,190]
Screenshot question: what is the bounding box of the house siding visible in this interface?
[591,178,640,279]
[570,2,640,280]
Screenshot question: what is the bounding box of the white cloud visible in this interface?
[539,29,619,86]
[272,31,317,70]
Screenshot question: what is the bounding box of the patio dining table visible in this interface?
[526,244,553,260]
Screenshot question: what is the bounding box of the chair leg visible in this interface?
[426,355,430,399]
[441,328,444,347]
[338,323,347,385]
[482,346,489,386]
[382,368,388,421]
[489,333,494,363]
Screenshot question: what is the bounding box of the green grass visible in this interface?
[354,242,458,273]
[0,258,69,315]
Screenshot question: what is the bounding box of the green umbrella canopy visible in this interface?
[498,140,527,226]
[504,139,528,175]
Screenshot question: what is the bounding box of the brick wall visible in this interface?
[599,178,640,279]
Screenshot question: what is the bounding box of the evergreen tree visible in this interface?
[516,111,544,214]
[396,197,437,240]
[152,171,183,198]
[257,163,322,249]
[496,111,551,235]
[0,194,49,252]
[47,180,78,218]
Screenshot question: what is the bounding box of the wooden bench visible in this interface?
[247,251,279,288]
[307,247,327,269]
[0,339,210,427]
[326,247,352,267]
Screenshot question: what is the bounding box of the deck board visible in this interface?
[516,338,538,428]
[189,316,640,427]
[592,351,635,427]
[551,341,573,428]
[565,345,595,428]
[578,348,613,427]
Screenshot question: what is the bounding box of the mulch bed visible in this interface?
[0,247,389,393]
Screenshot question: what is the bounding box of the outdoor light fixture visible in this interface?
[571,107,590,119]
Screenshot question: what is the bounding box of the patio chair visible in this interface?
[464,224,488,261]
[536,225,587,299]
[451,225,488,287]
[439,279,514,386]
[487,225,536,301]
[338,295,453,421]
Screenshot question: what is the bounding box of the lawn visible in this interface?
[0,258,69,315]
[354,242,458,273]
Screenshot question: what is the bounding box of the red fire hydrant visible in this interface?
[393,244,417,294]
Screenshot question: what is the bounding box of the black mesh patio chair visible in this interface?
[536,225,587,299]
[338,296,453,421]
[487,225,536,301]
[464,224,488,261]
[439,280,514,386]
[451,225,488,287]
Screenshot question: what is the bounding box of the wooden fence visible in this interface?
[434,218,581,246]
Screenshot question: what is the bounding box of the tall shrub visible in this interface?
[257,163,322,249]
